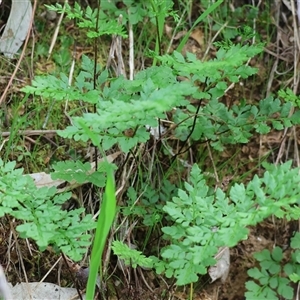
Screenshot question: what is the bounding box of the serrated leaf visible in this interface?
[289,273,300,283]
[269,276,278,289]
[291,232,300,249]
[247,267,264,280]
[51,160,91,183]
[112,241,153,268]
[271,246,283,262]
[254,249,271,261]
[175,262,199,285]
[278,277,293,299]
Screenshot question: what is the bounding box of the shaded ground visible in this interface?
[0,1,300,299]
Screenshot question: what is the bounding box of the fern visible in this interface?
[58,65,197,152]
[245,232,300,300]
[112,241,153,269]
[51,160,108,187]
[155,162,300,285]
[22,44,300,153]
[0,159,95,261]
[45,2,127,38]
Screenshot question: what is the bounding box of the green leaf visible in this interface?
[269,276,278,289]
[51,160,91,183]
[291,232,300,249]
[86,167,117,300]
[271,246,283,262]
[289,273,300,283]
[176,0,225,52]
[175,262,199,285]
[254,249,271,261]
[247,267,264,280]
[268,263,281,275]
[245,281,262,299]
[277,277,293,299]
[112,241,153,268]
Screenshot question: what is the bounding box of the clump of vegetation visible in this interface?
[1,0,300,299]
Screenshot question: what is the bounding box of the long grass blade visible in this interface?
[176,0,224,52]
[86,167,116,300]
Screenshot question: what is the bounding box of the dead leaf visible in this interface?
[190,28,204,47]
[10,282,85,300]
[208,247,230,283]
[0,0,32,58]
[173,30,188,41]
[165,24,173,38]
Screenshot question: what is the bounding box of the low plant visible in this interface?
[279,88,300,107]
[112,240,153,269]
[0,159,95,261]
[22,45,300,154]
[122,179,177,227]
[0,152,116,297]
[45,2,127,39]
[11,1,300,299]
[152,162,300,286]
[245,232,300,300]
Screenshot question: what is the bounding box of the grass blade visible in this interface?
[176,0,224,52]
[86,167,116,300]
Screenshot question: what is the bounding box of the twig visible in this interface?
[62,253,83,300]
[206,138,219,189]
[166,11,186,54]
[38,256,62,285]
[202,21,228,61]
[10,223,31,296]
[1,130,57,137]
[48,0,68,59]
[171,95,203,165]
[128,13,134,80]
